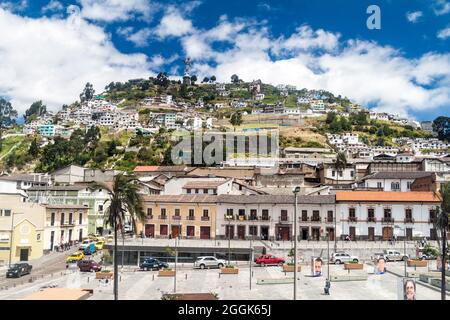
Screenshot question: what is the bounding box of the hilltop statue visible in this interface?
[183,57,192,85]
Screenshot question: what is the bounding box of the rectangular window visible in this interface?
[261,209,269,221]
[249,226,258,236]
[405,209,412,219]
[327,211,333,222]
[203,189,208,194]
[312,210,320,221]
[377,182,382,189]
[332,170,336,177]
[98,205,103,211]
[250,209,257,220]
[69,212,73,224]
[203,209,209,217]
[161,208,166,218]
[147,208,152,217]
[407,181,412,190]
[175,208,180,217]
[280,210,288,221]
[4,210,11,217]
[60,212,65,225]
[302,210,308,222]
[384,208,392,218]
[79,212,82,225]
[186,226,195,237]
[349,208,356,218]
[187,189,191,194]
[189,209,195,217]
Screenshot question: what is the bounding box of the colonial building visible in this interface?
[335,191,441,241]
[215,195,336,241]
[138,195,217,240]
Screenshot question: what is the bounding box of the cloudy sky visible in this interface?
[0,0,450,121]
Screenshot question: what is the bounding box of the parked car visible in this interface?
[383,250,409,262]
[79,240,95,251]
[83,242,96,255]
[139,258,169,271]
[6,263,32,278]
[78,260,102,272]
[330,252,359,264]
[420,253,436,260]
[95,241,105,251]
[194,256,226,269]
[67,251,85,263]
[254,254,285,266]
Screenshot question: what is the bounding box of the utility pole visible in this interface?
[174,236,178,293]
[228,217,231,266]
[293,186,300,300]
[249,236,253,290]
[8,212,15,267]
[403,228,407,278]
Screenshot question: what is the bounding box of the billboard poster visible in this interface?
[311,257,323,277]
[374,257,386,275]
[398,278,417,300]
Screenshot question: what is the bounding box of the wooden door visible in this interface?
[237,226,246,240]
[145,224,155,237]
[368,227,375,241]
[187,226,195,237]
[382,227,393,241]
[171,225,180,238]
[200,226,210,239]
[349,227,356,240]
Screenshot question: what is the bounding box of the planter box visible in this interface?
[158,270,176,277]
[283,265,301,272]
[407,260,427,267]
[95,272,113,280]
[220,267,239,274]
[344,263,364,270]
[430,278,450,291]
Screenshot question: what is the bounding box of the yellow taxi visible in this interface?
[66,251,85,263]
[95,241,105,250]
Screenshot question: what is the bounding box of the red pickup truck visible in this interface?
[254,254,285,266]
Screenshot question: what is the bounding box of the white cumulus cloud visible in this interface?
[437,26,450,39]
[78,0,153,22]
[0,8,152,113]
[406,11,423,23]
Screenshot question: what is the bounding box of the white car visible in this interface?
[383,250,409,262]
[79,240,93,250]
[194,256,226,269]
[330,252,359,264]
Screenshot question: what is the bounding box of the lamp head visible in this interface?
[292,186,301,194]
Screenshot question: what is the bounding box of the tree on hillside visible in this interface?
[190,75,198,85]
[24,101,47,123]
[231,74,240,84]
[230,112,243,127]
[29,137,40,157]
[80,82,95,102]
[433,116,450,141]
[0,98,18,130]
[326,112,337,124]
[202,77,210,83]
[84,125,101,150]
[156,72,170,88]
[210,75,217,83]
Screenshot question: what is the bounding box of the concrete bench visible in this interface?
[330,273,368,282]
[257,278,294,285]
[409,271,441,279]
[429,278,450,291]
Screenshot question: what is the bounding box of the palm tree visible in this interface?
[435,183,450,300]
[333,152,347,251]
[99,174,146,300]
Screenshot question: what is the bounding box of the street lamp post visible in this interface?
[293,186,300,301]
[174,236,178,293]
[8,211,15,267]
[228,217,231,266]
[249,236,253,290]
[395,225,407,277]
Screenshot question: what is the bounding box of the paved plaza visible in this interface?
[0,260,448,300]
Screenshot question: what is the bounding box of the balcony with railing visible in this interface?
[249,215,258,221]
[259,215,270,221]
[61,221,75,227]
[404,218,415,224]
[300,216,309,222]
[201,216,210,221]
[311,216,321,222]
[381,217,394,224]
[146,215,153,220]
[348,216,357,223]
[367,216,376,223]
[172,215,181,221]
[158,215,167,220]
[224,214,234,221]
[186,215,196,221]
[326,217,334,223]
[237,215,247,221]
